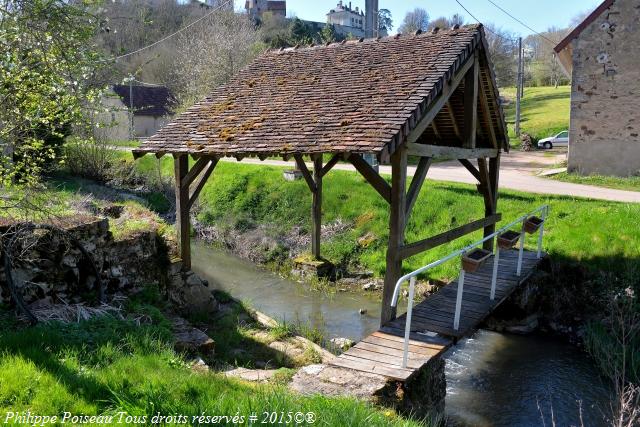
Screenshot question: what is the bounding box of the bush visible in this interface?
[63,137,115,183]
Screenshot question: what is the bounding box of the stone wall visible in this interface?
[0,216,216,315]
[568,0,640,176]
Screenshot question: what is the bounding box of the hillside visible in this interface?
[500,86,571,144]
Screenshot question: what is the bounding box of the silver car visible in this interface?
[538,131,569,149]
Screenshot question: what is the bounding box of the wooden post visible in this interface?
[312,156,323,259]
[381,145,407,325]
[480,154,501,251]
[174,154,191,269]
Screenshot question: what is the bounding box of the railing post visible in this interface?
[401,276,416,369]
[490,240,500,300]
[537,207,546,259]
[517,219,526,276]
[454,269,465,330]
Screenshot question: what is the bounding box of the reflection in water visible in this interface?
[192,242,612,426]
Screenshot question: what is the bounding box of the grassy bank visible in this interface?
[548,172,640,192]
[133,156,640,286]
[0,304,421,426]
[501,86,570,143]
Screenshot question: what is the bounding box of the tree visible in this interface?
[399,8,429,34]
[0,0,107,186]
[320,24,337,44]
[174,10,261,107]
[378,8,393,34]
[483,23,518,88]
[427,13,465,32]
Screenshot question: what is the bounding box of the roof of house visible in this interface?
[112,84,177,117]
[133,24,507,159]
[554,0,615,53]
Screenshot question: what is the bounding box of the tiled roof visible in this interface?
[113,85,176,117]
[134,24,506,158]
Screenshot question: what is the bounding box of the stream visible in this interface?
[191,242,612,427]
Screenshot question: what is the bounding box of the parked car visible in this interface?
[538,131,569,149]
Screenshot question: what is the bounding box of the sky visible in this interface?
[233,0,603,37]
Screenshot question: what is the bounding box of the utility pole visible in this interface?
[515,37,522,137]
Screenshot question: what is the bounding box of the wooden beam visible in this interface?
[478,76,498,149]
[399,214,502,260]
[484,154,501,250]
[431,120,441,139]
[181,157,211,191]
[349,154,391,204]
[446,101,462,141]
[188,158,218,209]
[293,154,317,193]
[463,51,479,148]
[407,143,498,160]
[407,53,476,144]
[312,157,323,258]
[405,157,432,221]
[320,154,340,178]
[459,159,482,182]
[174,154,191,270]
[382,145,408,325]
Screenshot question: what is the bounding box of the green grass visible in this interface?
[501,86,571,144]
[134,156,640,283]
[549,172,640,192]
[0,306,424,426]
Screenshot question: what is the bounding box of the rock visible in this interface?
[269,341,304,358]
[358,308,367,315]
[330,337,354,350]
[110,266,123,278]
[225,368,280,382]
[190,357,209,373]
[181,282,219,314]
[185,272,204,287]
[171,316,215,355]
[505,314,539,335]
[362,282,376,291]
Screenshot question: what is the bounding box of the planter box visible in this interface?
[461,248,492,273]
[497,230,521,249]
[524,216,544,234]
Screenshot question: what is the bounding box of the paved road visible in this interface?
[220,150,640,204]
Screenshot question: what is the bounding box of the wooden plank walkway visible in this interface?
[329,249,544,381]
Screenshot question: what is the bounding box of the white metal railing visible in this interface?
[390,205,549,368]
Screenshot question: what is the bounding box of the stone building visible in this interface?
[245,0,286,20]
[94,84,176,141]
[327,1,366,38]
[554,0,640,176]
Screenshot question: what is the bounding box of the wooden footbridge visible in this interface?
[330,209,548,381]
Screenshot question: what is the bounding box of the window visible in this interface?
[558,131,568,138]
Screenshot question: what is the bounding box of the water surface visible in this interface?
[192,242,612,426]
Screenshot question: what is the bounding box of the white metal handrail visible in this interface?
[390,205,549,368]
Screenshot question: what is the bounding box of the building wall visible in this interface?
[327,1,365,36]
[94,93,171,141]
[568,0,640,176]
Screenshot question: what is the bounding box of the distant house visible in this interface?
[96,85,176,142]
[245,0,286,20]
[554,0,640,176]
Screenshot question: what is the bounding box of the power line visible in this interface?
[484,0,558,46]
[453,0,516,44]
[112,0,234,61]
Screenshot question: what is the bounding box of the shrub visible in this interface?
[63,137,115,183]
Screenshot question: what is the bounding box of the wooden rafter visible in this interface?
[321,154,341,178]
[479,76,498,148]
[407,143,497,160]
[446,101,462,141]
[463,50,479,149]
[349,154,391,204]
[431,120,441,140]
[180,157,210,191]
[407,52,476,144]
